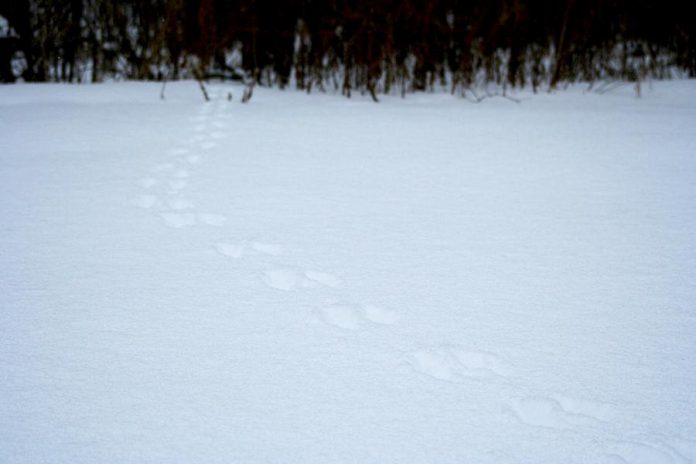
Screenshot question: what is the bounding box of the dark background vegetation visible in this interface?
[1,0,693,96]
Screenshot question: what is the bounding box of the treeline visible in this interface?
[1,0,694,96]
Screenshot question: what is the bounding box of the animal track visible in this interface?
[198,213,227,226]
[362,304,400,324]
[161,212,196,228]
[215,242,244,258]
[262,269,341,291]
[507,398,574,428]
[410,346,511,382]
[304,270,341,287]
[263,269,305,291]
[507,394,614,429]
[318,303,399,330]
[140,100,225,233]
[318,304,363,329]
[250,242,283,256]
[167,198,194,210]
[550,394,615,422]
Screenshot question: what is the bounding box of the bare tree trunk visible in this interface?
[197,77,210,101]
[550,0,574,90]
[160,76,167,100]
[192,68,210,101]
[242,69,258,103]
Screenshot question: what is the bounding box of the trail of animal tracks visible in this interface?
[1,81,696,463]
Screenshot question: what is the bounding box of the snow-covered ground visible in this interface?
[1,81,695,463]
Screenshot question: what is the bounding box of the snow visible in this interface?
[1,80,695,463]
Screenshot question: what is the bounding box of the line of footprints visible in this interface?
[133,100,226,228]
[132,90,693,464]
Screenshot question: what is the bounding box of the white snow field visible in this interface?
[1,80,695,463]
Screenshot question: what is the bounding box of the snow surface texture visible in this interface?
[1,81,695,463]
